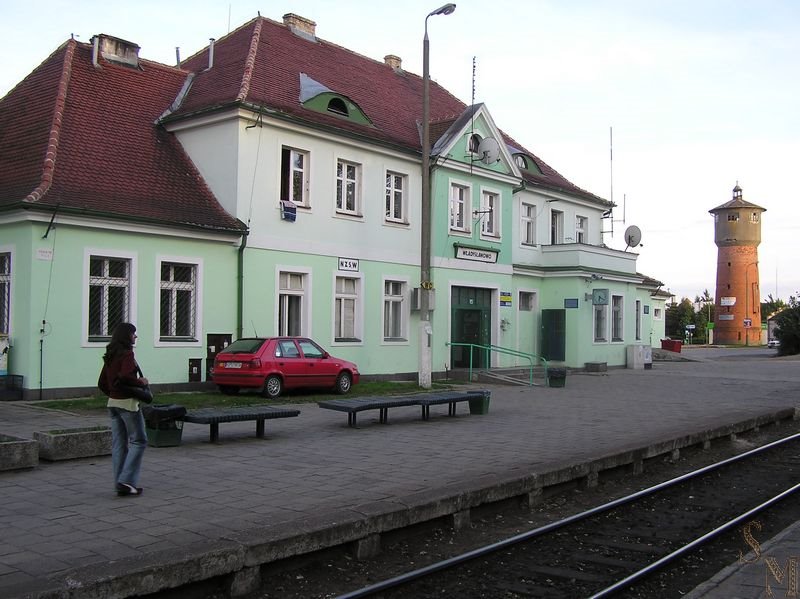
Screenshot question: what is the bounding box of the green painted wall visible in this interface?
[7,221,239,393]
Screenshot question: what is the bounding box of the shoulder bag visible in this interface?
[114,363,154,404]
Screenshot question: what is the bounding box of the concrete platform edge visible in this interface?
[9,407,797,599]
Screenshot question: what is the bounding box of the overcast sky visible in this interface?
[2,0,798,304]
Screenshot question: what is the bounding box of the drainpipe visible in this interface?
[236,230,249,339]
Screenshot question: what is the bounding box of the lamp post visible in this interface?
[419,3,455,388]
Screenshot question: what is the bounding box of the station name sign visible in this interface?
[454,245,499,263]
[338,257,359,272]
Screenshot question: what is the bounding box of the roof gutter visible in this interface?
[10,202,247,235]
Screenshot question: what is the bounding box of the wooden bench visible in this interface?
[317,390,490,427]
[181,406,300,442]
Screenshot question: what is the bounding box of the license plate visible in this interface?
[225,362,242,369]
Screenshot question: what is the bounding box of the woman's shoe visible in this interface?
[116,482,143,496]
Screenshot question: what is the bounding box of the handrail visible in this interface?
[446,342,548,386]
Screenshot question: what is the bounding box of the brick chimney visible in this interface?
[283,14,317,40]
[384,55,402,70]
[92,34,140,68]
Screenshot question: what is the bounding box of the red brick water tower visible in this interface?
[709,184,766,345]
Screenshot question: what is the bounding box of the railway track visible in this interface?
[337,432,800,598]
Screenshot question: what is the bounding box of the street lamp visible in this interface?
[419,3,455,388]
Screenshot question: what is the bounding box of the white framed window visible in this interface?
[594,304,608,343]
[334,276,361,342]
[519,291,535,311]
[635,299,642,341]
[727,213,739,222]
[158,261,198,341]
[383,279,408,342]
[653,307,663,320]
[281,147,309,207]
[449,183,470,232]
[612,295,624,342]
[336,159,361,215]
[480,190,500,238]
[550,210,564,244]
[87,254,133,341]
[278,271,306,336]
[750,211,760,223]
[576,215,587,243]
[385,171,407,223]
[521,202,536,246]
[0,252,10,336]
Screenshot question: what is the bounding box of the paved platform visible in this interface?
[1,347,799,598]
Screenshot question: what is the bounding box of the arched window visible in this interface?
[468,133,482,153]
[327,98,349,116]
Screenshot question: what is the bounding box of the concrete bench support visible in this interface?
[354,534,381,560]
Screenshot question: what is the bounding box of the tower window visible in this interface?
[750,212,760,223]
[727,213,739,222]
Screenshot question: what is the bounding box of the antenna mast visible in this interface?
[469,56,477,174]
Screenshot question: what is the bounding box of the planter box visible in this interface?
[0,433,39,471]
[34,426,112,461]
[468,393,491,415]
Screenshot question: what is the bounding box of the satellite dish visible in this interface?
[476,137,500,164]
[624,225,642,251]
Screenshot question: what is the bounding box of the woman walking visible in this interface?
[100,322,149,496]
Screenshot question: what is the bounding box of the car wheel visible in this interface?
[263,375,283,399]
[335,372,352,394]
[219,385,240,396]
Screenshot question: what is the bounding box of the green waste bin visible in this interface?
[468,391,491,415]
[548,368,567,388]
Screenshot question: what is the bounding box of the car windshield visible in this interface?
[221,339,266,354]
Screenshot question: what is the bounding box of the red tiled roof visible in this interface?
[0,40,245,233]
[1,15,607,228]
[170,16,607,204]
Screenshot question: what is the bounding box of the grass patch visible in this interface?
[36,380,462,413]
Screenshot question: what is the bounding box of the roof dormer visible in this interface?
[298,73,372,126]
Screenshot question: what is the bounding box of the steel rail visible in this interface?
[589,480,800,598]
[335,431,800,599]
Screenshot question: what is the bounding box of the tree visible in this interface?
[761,294,787,318]
[666,298,695,341]
[773,292,800,356]
[695,289,714,344]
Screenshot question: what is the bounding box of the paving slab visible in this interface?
[0,347,798,598]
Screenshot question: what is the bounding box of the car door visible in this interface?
[273,339,307,389]
[297,338,338,387]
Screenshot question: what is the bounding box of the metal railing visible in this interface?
[446,342,548,386]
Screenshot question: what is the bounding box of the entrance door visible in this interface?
[541,309,566,361]
[451,287,492,369]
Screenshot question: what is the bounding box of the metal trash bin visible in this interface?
[142,404,187,447]
[548,368,567,388]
